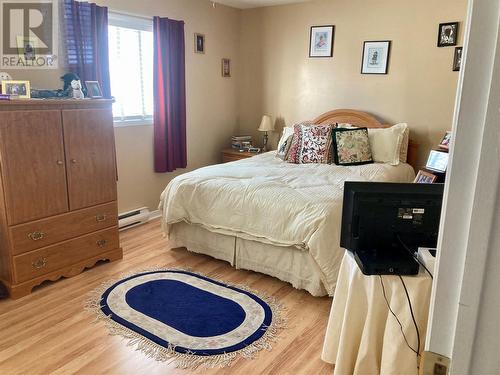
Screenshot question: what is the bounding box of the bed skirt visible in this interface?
[169,222,329,297]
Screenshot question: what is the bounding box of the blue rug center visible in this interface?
[125,279,246,337]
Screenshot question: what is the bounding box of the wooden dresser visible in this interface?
[0,99,122,299]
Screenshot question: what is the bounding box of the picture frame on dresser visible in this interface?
[426,150,449,173]
[85,81,103,98]
[1,80,30,98]
[439,131,452,150]
[415,170,437,184]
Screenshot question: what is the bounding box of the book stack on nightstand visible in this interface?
[415,131,451,183]
[231,135,253,150]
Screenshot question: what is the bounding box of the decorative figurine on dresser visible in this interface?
[0,99,122,298]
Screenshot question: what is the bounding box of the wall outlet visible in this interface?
[420,351,451,375]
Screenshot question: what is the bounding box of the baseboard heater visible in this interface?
[118,207,150,231]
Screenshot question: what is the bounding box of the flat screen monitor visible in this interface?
[340,182,444,253]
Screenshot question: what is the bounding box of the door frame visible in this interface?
[425,0,500,373]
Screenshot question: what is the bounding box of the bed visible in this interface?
[159,110,417,296]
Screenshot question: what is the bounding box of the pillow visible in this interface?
[368,123,408,165]
[276,126,294,155]
[332,127,373,166]
[399,125,410,163]
[276,134,293,160]
[286,123,333,164]
[337,122,409,163]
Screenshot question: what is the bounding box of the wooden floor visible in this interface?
[0,220,334,375]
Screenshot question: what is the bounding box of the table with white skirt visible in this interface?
[321,251,433,375]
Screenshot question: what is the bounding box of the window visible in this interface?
[108,13,153,125]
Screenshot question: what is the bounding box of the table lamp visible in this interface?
[258,115,274,152]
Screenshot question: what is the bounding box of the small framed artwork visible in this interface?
[194,33,205,54]
[361,41,391,74]
[222,58,231,77]
[453,47,463,71]
[85,81,103,98]
[309,25,334,58]
[426,150,449,173]
[438,22,459,47]
[1,80,30,98]
[414,170,437,184]
[439,131,452,150]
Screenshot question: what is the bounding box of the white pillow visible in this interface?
[338,123,410,165]
[276,127,294,155]
[368,123,408,165]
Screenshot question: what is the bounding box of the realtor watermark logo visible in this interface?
[1,0,58,69]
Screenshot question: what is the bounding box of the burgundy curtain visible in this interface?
[63,0,111,98]
[153,17,187,173]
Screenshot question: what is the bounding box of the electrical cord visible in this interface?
[396,234,434,279]
[378,275,419,357]
[399,275,421,359]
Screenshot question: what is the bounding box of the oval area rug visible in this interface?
[86,269,286,369]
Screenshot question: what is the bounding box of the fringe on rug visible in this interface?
[84,267,287,370]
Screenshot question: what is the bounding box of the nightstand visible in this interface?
[222,149,259,163]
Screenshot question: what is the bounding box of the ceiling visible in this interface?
[213,0,313,9]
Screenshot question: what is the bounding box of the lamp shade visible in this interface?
[258,115,274,132]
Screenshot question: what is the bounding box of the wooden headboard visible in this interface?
[312,109,418,169]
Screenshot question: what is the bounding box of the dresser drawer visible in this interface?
[10,202,118,255]
[13,227,119,283]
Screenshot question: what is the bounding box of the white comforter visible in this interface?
[159,152,415,294]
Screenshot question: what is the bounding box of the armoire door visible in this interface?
[62,108,117,210]
[0,110,69,225]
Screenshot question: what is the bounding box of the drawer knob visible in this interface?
[71,159,77,164]
[96,239,107,247]
[32,258,47,270]
[56,160,64,165]
[28,231,46,241]
[96,214,107,222]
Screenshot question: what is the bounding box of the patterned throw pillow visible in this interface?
[332,127,374,166]
[276,134,293,160]
[286,123,333,164]
[276,126,294,160]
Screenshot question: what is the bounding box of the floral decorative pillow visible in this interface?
[276,134,293,160]
[332,128,373,166]
[286,123,333,164]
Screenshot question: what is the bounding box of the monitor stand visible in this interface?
[352,245,419,276]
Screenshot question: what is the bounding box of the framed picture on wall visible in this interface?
[222,58,231,77]
[309,25,334,58]
[194,33,205,54]
[361,41,391,74]
[453,47,463,71]
[438,22,459,47]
